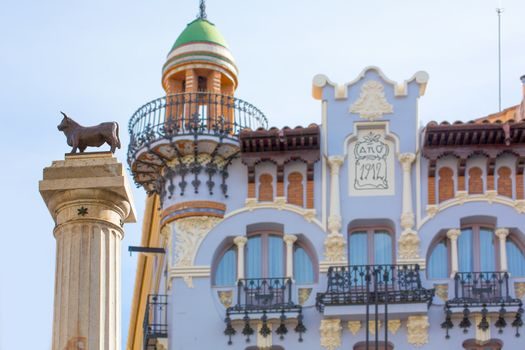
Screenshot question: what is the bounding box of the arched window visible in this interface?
[497,166,512,197]
[458,226,496,272]
[294,246,314,284]
[348,229,393,265]
[246,234,284,278]
[438,167,455,202]
[287,171,304,207]
[215,248,237,286]
[258,174,274,201]
[507,239,525,276]
[468,167,483,194]
[428,239,448,279]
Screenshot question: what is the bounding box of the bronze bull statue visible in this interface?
[57,112,121,153]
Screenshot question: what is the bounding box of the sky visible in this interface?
[0,0,523,349]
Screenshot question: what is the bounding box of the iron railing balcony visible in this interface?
[442,272,523,338]
[127,92,268,158]
[143,294,168,350]
[316,264,434,311]
[223,277,306,345]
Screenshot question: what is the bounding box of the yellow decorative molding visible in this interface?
[475,314,491,343]
[347,321,361,335]
[368,320,382,336]
[388,320,401,335]
[320,319,342,350]
[233,201,323,229]
[515,282,525,299]
[298,288,312,305]
[173,216,221,267]
[398,230,420,260]
[407,315,429,347]
[434,284,449,302]
[350,80,393,120]
[324,233,346,262]
[218,290,233,308]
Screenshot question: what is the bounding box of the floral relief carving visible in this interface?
[515,282,525,299]
[218,290,233,308]
[347,321,361,335]
[350,80,394,120]
[324,233,346,262]
[388,319,401,335]
[173,216,221,267]
[298,288,312,305]
[398,230,420,260]
[434,284,449,302]
[407,315,429,347]
[368,320,382,335]
[320,319,342,350]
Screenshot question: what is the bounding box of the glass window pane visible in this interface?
[479,228,496,271]
[215,249,236,286]
[374,231,392,265]
[458,228,473,272]
[268,236,284,278]
[428,240,448,279]
[246,236,262,278]
[507,240,525,276]
[349,232,368,265]
[294,247,314,284]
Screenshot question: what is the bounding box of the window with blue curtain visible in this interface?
[373,231,392,265]
[428,240,448,279]
[458,228,473,272]
[507,240,525,276]
[215,248,237,286]
[294,247,314,284]
[246,236,262,278]
[349,232,368,265]
[479,228,496,271]
[268,236,284,278]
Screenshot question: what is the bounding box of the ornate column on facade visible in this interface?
[283,234,298,278]
[40,153,136,350]
[234,236,248,280]
[447,228,461,276]
[325,155,346,262]
[399,153,416,232]
[495,228,510,272]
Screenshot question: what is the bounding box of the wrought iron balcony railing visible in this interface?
[316,264,434,311]
[143,294,168,350]
[223,277,306,345]
[128,92,268,155]
[442,271,523,339]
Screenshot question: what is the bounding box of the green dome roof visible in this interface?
[171,18,229,51]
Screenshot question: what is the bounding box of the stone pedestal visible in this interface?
[40,152,136,350]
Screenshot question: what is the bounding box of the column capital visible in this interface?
[446,228,461,241]
[328,155,344,170]
[495,228,510,240]
[283,234,298,245]
[398,152,416,171]
[233,236,248,246]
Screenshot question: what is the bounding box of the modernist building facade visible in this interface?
[125,8,525,350]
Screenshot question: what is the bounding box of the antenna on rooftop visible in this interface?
[496,2,504,112]
[198,0,207,19]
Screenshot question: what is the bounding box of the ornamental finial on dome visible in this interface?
[198,0,207,19]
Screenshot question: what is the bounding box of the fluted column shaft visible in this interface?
[327,156,344,235]
[447,229,461,276]
[399,153,416,231]
[234,236,248,280]
[496,228,510,272]
[283,235,298,278]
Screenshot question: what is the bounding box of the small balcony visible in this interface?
[143,294,168,350]
[316,264,434,318]
[442,271,523,338]
[223,277,306,345]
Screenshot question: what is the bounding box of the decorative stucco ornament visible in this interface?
[298,288,312,305]
[406,315,429,347]
[515,200,525,214]
[218,290,233,308]
[434,284,449,302]
[398,230,420,260]
[173,216,221,267]
[388,320,401,335]
[485,190,498,204]
[350,80,394,120]
[515,282,525,299]
[400,212,415,231]
[347,321,361,335]
[426,205,438,218]
[320,319,342,350]
[324,233,346,261]
[368,320,382,335]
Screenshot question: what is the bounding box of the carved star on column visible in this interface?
[77,206,88,216]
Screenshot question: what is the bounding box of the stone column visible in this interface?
[283,235,298,278]
[495,228,510,272]
[325,156,346,262]
[398,153,416,232]
[234,236,248,280]
[40,153,136,350]
[447,229,461,276]
[327,156,344,235]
